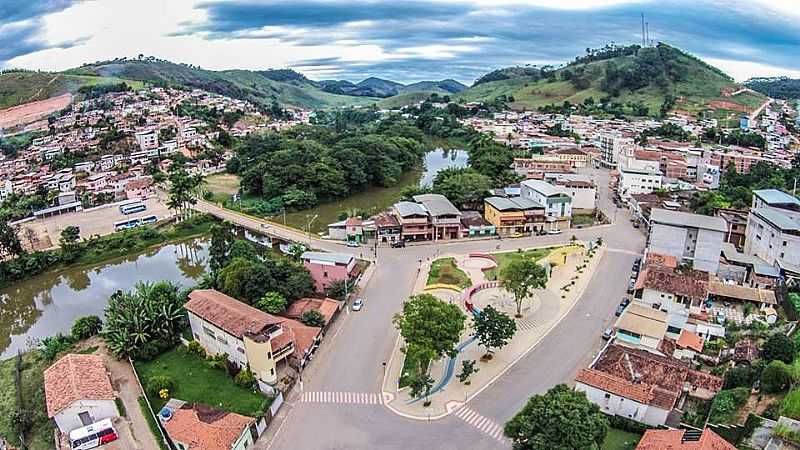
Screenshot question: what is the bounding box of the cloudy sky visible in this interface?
[2,0,800,84]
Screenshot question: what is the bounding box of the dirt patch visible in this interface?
[0,93,72,129]
[708,100,751,113]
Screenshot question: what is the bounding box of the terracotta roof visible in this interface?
[591,344,722,408]
[635,265,709,300]
[373,212,400,228]
[44,354,115,417]
[576,369,652,404]
[636,428,736,450]
[186,290,282,339]
[707,280,777,305]
[344,217,362,226]
[284,298,339,324]
[646,253,678,269]
[733,339,759,362]
[280,318,322,360]
[552,147,588,156]
[163,403,255,450]
[677,330,704,352]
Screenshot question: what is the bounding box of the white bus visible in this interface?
[69,418,118,449]
[119,202,147,215]
[114,215,158,232]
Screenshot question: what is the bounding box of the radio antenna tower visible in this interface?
[641,13,646,46]
[646,22,650,46]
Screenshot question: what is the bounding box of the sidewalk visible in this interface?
[381,243,606,420]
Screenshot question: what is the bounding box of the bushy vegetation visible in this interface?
[103,281,187,360]
[77,82,132,99]
[708,387,749,424]
[228,117,426,214]
[745,77,800,100]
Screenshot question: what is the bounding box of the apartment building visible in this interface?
[744,189,800,276]
[618,167,663,197]
[598,133,635,168]
[134,130,159,150]
[648,208,727,273]
[413,194,461,240]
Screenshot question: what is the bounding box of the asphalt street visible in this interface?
[255,168,647,450]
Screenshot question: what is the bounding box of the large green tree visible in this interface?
[473,305,517,357]
[0,213,23,258]
[393,293,466,361]
[762,333,797,364]
[432,167,492,210]
[500,259,548,317]
[505,384,608,450]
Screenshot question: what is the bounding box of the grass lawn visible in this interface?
[427,257,471,288]
[135,347,269,418]
[783,389,800,419]
[0,351,55,450]
[398,346,431,389]
[204,173,241,204]
[484,248,553,281]
[572,213,598,227]
[601,428,641,450]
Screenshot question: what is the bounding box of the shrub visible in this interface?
[724,365,756,389]
[206,353,229,370]
[186,340,206,358]
[300,310,326,328]
[762,333,796,363]
[147,375,175,397]
[40,333,75,360]
[762,360,795,393]
[709,387,750,424]
[234,369,256,388]
[607,415,649,434]
[71,315,103,340]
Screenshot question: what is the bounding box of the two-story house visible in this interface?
[483,196,546,236]
[300,251,357,293]
[520,180,572,231]
[185,289,321,393]
[413,194,462,240]
[393,201,432,241]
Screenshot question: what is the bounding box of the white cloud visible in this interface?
[705,57,800,81]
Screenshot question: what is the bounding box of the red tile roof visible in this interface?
[634,265,709,300]
[575,369,652,404]
[284,298,339,324]
[44,354,115,417]
[677,330,704,352]
[636,428,736,450]
[163,403,255,450]
[186,290,282,339]
[280,318,322,360]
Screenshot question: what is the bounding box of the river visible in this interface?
[0,238,209,359]
[281,148,469,232]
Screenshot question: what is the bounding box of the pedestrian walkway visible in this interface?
[514,315,547,331]
[300,391,384,405]
[454,407,509,444]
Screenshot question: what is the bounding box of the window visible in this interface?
[237,347,245,354]
[270,368,275,376]
[203,326,215,339]
[604,393,611,399]
[784,241,788,246]
[267,351,272,359]
[323,271,328,278]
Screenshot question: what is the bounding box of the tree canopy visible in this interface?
[500,259,548,317]
[505,384,608,450]
[473,305,517,356]
[393,293,466,361]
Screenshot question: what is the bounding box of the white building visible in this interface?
[648,208,727,273]
[44,354,118,433]
[520,179,572,230]
[744,189,800,276]
[618,167,663,197]
[597,133,635,168]
[134,130,159,150]
[545,174,596,213]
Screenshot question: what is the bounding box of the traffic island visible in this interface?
[381,242,606,420]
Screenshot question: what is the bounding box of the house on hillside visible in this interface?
[635,427,735,450]
[44,354,118,433]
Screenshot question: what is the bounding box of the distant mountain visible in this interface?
[318,77,467,98]
[745,77,800,100]
[460,43,766,117]
[60,58,376,109]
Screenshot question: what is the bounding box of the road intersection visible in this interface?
[208,168,646,450]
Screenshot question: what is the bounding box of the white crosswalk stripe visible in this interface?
[454,407,509,444]
[301,391,383,405]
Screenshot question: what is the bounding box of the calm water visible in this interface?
[0,239,209,359]
[282,149,469,232]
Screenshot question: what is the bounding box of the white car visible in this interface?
[547,229,562,235]
[352,298,364,311]
[346,241,359,248]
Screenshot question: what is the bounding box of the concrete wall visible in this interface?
[54,399,119,433]
[694,228,724,273]
[575,383,668,426]
[564,186,596,211]
[303,261,349,292]
[243,335,278,387]
[649,223,688,262]
[188,312,249,368]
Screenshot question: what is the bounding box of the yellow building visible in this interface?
[484,196,546,236]
[550,147,591,168]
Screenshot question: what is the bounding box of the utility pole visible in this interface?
[641,13,646,47]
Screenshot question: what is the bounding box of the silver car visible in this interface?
[352,298,364,311]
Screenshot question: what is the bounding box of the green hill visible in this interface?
[745,77,800,100]
[64,58,377,109]
[459,43,767,117]
[0,71,144,109]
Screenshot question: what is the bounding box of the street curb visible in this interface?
[380,244,608,421]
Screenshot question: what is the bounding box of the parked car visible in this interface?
[352,298,364,311]
[621,298,630,307]
[391,240,406,248]
[615,304,626,317]
[602,328,614,340]
[547,229,562,235]
[346,241,359,248]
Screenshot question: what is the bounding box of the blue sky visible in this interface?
[3,0,800,84]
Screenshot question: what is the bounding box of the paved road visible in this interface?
[248,168,647,450]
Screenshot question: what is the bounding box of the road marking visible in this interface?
[454,407,509,444]
[301,391,383,405]
[514,316,545,331]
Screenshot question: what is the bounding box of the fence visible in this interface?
[128,357,172,450]
[462,281,501,312]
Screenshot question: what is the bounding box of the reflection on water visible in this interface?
[282,149,469,232]
[0,238,209,359]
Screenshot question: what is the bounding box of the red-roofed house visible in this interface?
[636,427,735,450]
[44,354,118,433]
[575,344,722,427]
[285,297,340,327]
[162,402,258,450]
[185,289,322,393]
